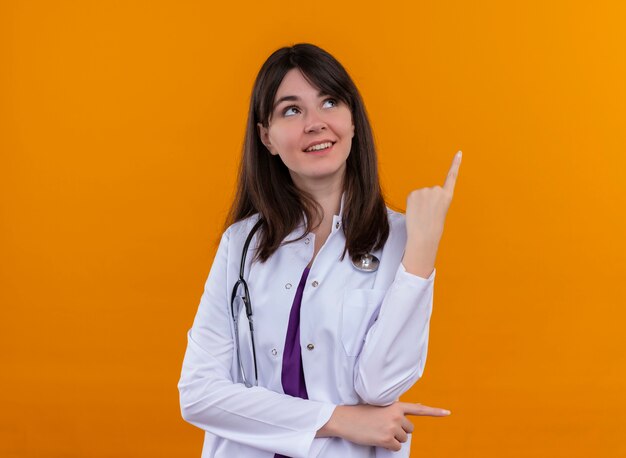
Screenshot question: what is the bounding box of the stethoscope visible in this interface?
[230,218,380,387]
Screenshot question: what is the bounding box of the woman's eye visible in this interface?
[323,98,338,108]
[283,106,300,117]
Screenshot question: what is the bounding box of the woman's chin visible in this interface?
[289,167,347,189]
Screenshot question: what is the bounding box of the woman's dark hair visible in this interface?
[225,43,389,264]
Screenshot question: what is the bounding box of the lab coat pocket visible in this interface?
[340,289,387,357]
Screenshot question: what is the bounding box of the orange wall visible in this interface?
[1,1,625,457]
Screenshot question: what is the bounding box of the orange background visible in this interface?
[1,1,625,457]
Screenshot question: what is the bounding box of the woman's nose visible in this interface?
[304,111,327,133]
[304,121,327,133]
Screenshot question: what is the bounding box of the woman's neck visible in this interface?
[293,176,343,227]
[290,174,342,268]
[305,190,341,268]
[290,168,344,228]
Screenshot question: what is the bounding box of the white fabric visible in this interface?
[178,197,436,458]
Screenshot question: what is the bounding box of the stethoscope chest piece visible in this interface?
[352,253,380,272]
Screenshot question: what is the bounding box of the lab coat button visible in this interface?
[271,348,278,356]
[335,221,340,229]
[307,343,315,350]
[285,283,292,289]
[304,237,311,244]
[311,281,319,287]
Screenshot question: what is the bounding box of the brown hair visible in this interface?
[225,43,389,264]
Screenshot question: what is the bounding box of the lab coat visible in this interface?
[178,197,436,458]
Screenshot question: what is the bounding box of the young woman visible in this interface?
[178,43,462,458]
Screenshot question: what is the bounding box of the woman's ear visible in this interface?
[257,122,277,155]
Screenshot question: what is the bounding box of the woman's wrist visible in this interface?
[316,405,347,438]
[402,239,437,279]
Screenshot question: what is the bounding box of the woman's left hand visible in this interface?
[403,151,462,278]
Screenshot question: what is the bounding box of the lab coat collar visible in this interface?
[332,192,346,233]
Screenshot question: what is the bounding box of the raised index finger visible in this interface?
[443,150,462,195]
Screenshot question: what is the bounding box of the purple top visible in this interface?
[274,267,310,458]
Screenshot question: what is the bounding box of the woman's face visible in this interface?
[257,68,355,191]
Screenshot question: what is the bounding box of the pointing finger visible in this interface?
[443,150,462,195]
[400,402,451,417]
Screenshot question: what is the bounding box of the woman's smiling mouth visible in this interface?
[304,141,336,153]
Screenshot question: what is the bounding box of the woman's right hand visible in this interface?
[316,402,451,452]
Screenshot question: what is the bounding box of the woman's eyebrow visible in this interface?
[273,90,329,110]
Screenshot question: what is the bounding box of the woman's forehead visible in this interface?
[274,69,322,99]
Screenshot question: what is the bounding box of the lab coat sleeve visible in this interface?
[353,263,436,406]
[178,227,336,458]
